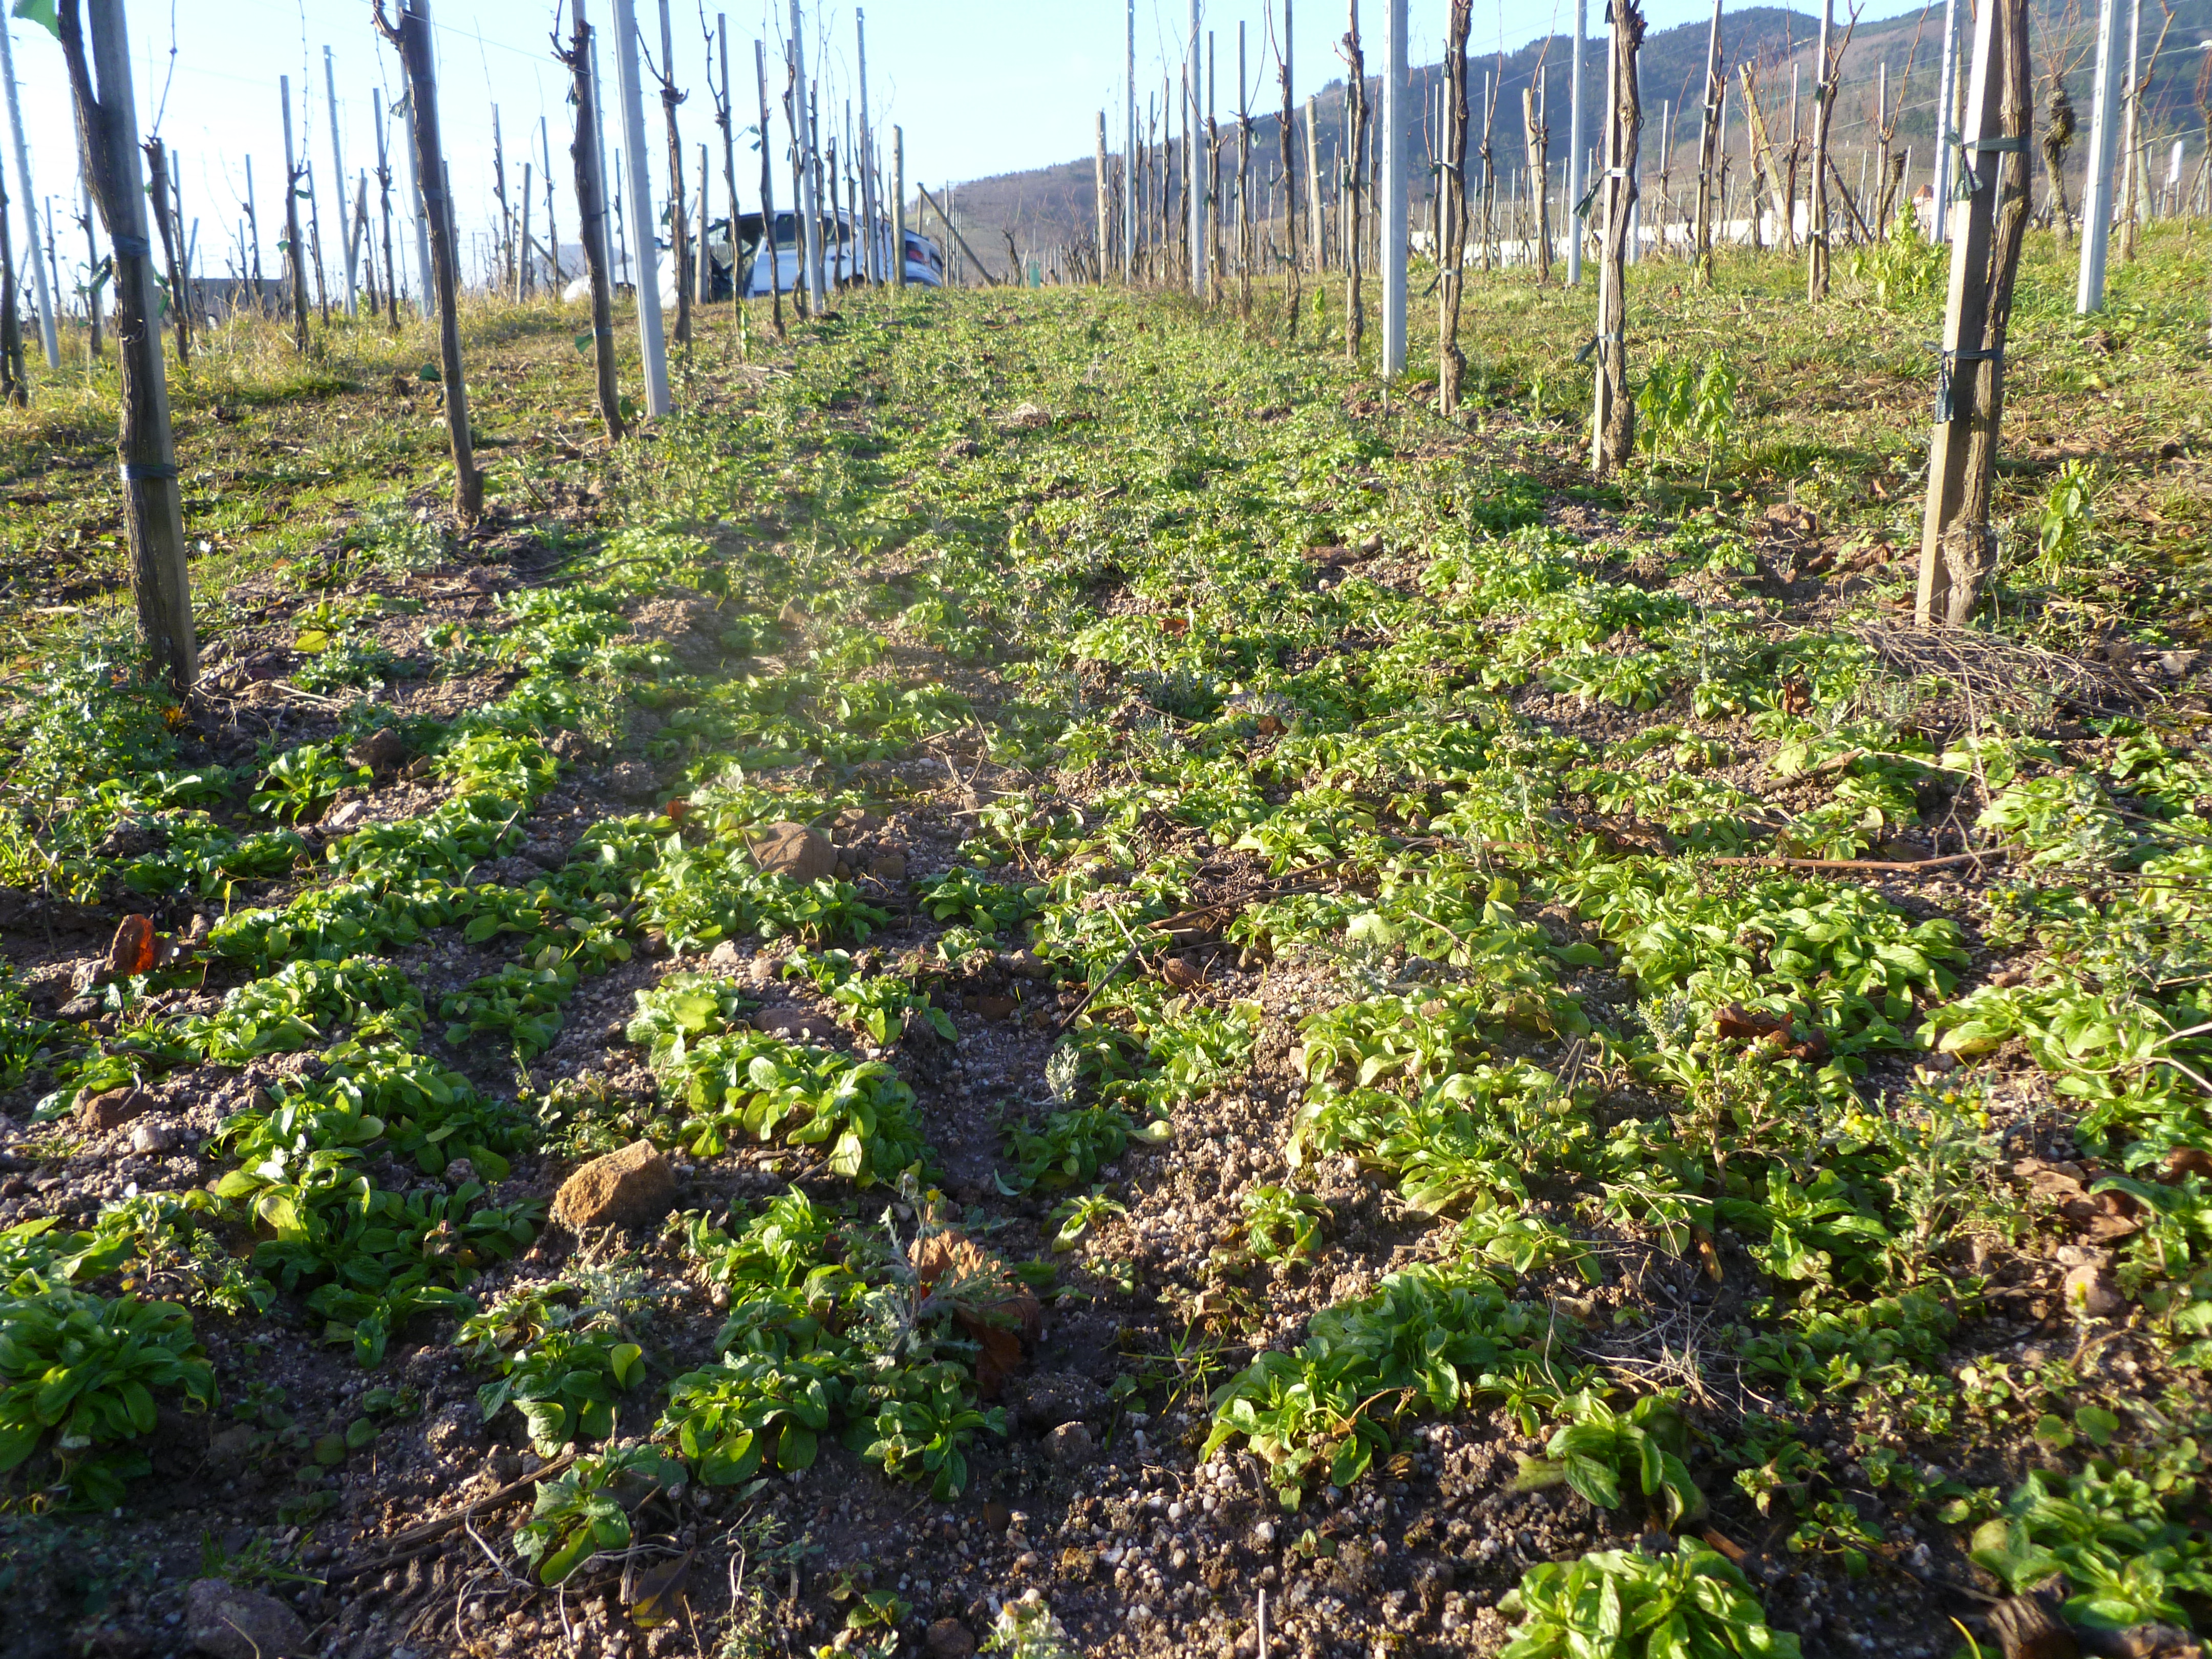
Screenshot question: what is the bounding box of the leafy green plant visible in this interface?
[861,1360,1004,1499]
[460,1284,646,1453]
[1241,1185,1328,1263]
[1636,353,1740,479]
[1513,1390,1706,1525]
[0,1290,217,1507]
[513,1442,683,1585]
[1205,1261,1560,1506]
[1499,1541,1802,1659]
[1048,1188,1127,1252]
[1970,1465,2212,1629]
[249,744,365,824]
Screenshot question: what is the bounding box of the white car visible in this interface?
[654,208,943,305]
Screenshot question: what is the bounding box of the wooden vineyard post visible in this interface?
[713,17,738,320]
[1739,69,1790,249]
[58,0,196,692]
[1341,2,1366,360]
[1439,0,1470,411]
[1916,0,2032,627]
[375,0,482,522]
[557,0,623,440]
[0,163,22,404]
[1095,111,1111,283]
[789,2,824,308]
[1591,0,1643,478]
[1807,0,1833,300]
[1306,94,1324,273]
[1238,21,1252,317]
[1691,0,1721,285]
[755,39,786,330]
[280,79,311,353]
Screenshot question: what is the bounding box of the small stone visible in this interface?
[832,806,884,837]
[706,940,746,969]
[1043,1422,1095,1468]
[321,798,370,833]
[185,1578,310,1659]
[746,822,837,883]
[608,760,660,801]
[924,1619,977,1659]
[551,1141,677,1231]
[443,1157,477,1189]
[970,995,1018,1022]
[869,850,907,882]
[1003,402,1053,431]
[78,1087,147,1134]
[488,1449,524,1484]
[129,1120,181,1156]
[1005,949,1049,980]
[2063,1263,2125,1318]
[349,726,408,775]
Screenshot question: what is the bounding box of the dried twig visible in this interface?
[327,1452,577,1580]
[1707,848,2010,875]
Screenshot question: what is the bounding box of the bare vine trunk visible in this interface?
[560,0,623,442]
[377,0,482,522]
[1439,0,1470,413]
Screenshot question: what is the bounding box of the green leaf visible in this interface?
[2032,1413,2075,1452]
[11,0,59,41]
[2073,1405,2119,1447]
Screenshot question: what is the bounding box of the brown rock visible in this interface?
[608,760,660,801]
[551,1141,677,1231]
[746,821,837,883]
[832,806,884,837]
[2062,1262,2125,1318]
[185,1578,310,1659]
[77,1088,146,1134]
[1043,1421,1095,1468]
[925,1620,977,1659]
[970,995,1018,1022]
[869,850,907,882]
[2161,1147,2212,1183]
[349,726,408,775]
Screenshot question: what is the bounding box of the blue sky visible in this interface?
[3,0,1902,284]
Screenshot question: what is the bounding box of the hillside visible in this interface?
[928,0,2211,279]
